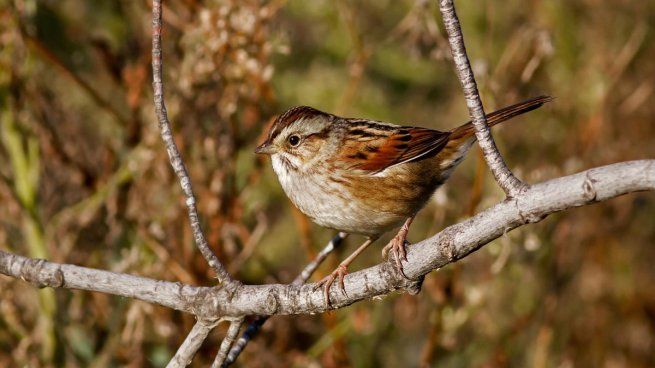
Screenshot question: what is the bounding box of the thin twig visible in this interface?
[167,320,218,368]
[438,0,527,197]
[292,232,349,286]
[151,0,233,283]
[222,232,349,367]
[212,319,244,368]
[221,317,266,368]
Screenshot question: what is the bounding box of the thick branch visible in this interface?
[438,0,527,196]
[0,250,212,314]
[151,0,232,283]
[213,160,655,316]
[2,160,652,318]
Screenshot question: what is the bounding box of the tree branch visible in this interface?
[438,0,527,197]
[167,320,218,368]
[212,319,243,368]
[205,161,655,316]
[222,232,349,367]
[151,0,233,284]
[0,250,211,315]
[2,160,652,319]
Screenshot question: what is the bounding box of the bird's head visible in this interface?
[255,106,335,172]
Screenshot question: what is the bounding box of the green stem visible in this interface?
[1,110,57,361]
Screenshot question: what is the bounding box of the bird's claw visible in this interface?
[382,236,409,278]
[314,264,349,306]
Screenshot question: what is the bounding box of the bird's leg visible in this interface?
[315,237,377,306]
[382,216,414,274]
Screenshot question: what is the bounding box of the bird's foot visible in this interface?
[382,233,409,277]
[314,264,349,306]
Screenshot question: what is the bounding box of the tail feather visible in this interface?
[450,95,553,139]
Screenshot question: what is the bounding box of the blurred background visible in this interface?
[1,0,654,367]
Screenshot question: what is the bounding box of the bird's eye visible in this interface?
[288,135,301,147]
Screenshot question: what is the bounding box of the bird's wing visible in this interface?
[337,121,451,173]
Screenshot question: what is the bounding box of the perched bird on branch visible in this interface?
[256,95,552,304]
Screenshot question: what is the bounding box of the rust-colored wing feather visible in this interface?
[338,122,450,173]
[334,95,552,174]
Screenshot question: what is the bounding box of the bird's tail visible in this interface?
[449,95,553,140]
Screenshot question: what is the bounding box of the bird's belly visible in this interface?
[291,179,404,235]
[274,164,404,236]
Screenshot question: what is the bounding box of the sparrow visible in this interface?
[256,95,551,304]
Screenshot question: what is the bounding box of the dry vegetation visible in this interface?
[1,0,654,367]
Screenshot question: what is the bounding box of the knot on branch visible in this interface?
[372,261,424,300]
[399,274,424,295]
[265,290,279,315]
[224,279,243,300]
[514,198,547,224]
[20,258,64,288]
[582,174,598,202]
[438,228,458,263]
[177,281,204,315]
[199,280,245,318]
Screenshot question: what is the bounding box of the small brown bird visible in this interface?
[256,96,551,304]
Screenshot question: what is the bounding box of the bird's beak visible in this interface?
[255,142,275,155]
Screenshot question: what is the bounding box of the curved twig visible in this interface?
[151,0,233,284]
[167,320,218,368]
[438,0,527,196]
[212,319,244,368]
